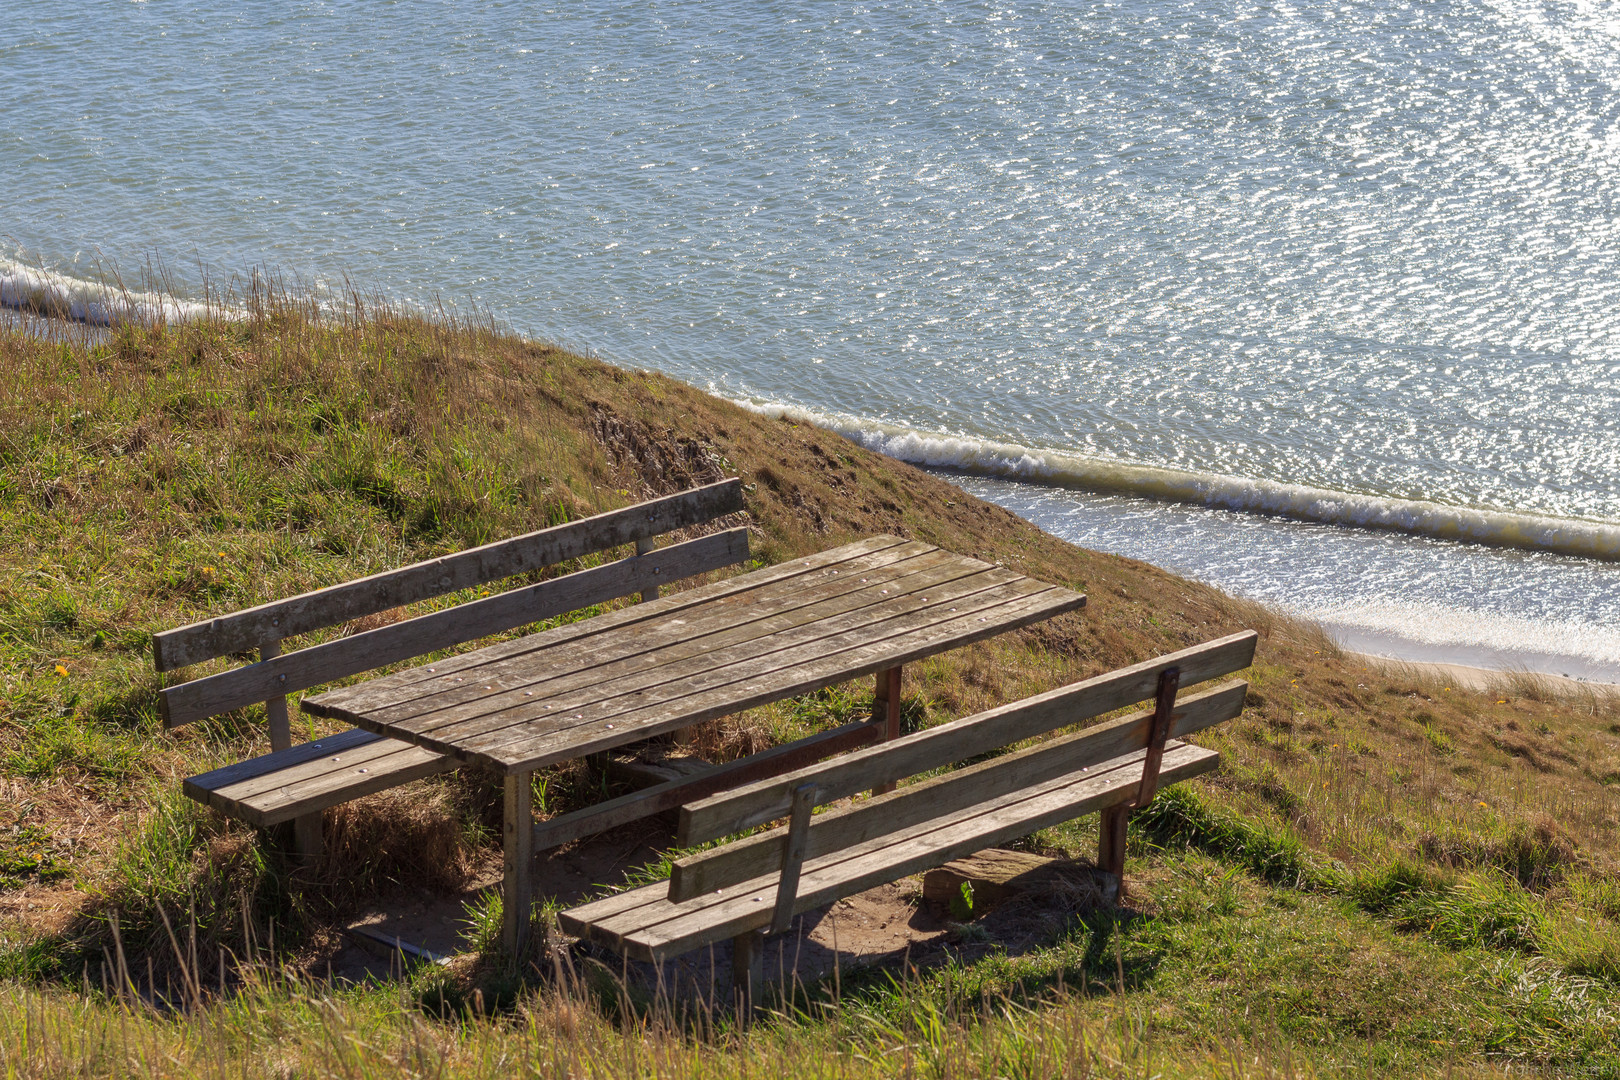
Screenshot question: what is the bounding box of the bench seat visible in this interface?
[182,727,457,829]
[560,739,1219,961]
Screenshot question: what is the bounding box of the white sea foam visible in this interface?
[0,258,221,326]
[737,400,1620,563]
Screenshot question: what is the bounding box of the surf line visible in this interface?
[736,400,1620,563]
[0,259,222,327]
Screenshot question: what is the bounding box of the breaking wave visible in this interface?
[739,401,1620,563]
[0,258,221,326]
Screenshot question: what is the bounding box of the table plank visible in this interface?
[350,554,1010,744]
[306,538,1084,777]
[462,584,1078,771]
[309,535,922,716]
[329,544,968,730]
[331,569,1042,759]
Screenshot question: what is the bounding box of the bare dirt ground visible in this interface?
[322,822,1110,998]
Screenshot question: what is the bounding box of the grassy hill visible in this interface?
[2,287,1618,1077]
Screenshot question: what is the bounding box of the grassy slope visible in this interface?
[2,295,1619,1077]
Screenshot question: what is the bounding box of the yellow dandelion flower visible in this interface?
[1477,801,1488,808]
[53,664,68,677]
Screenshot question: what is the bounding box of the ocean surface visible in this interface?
[6,1,1619,679]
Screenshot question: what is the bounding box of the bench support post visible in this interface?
[261,640,292,753]
[636,536,660,603]
[503,769,535,956]
[871,666,902,795]
[732,928,764,1020]
[1099,666,1180,904]
[263,639,325,866]
[771,783,820,935]
[1098,803,1129,895]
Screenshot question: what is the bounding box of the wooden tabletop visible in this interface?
[302,536,1086,775]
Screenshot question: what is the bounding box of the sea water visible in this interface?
[5,0,1619,678]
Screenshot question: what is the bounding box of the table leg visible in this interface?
[503,770,535,955]
[872,666,902,795]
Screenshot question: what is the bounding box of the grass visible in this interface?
[2,283,1620,1075]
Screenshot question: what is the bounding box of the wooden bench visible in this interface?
[559,630,1258,1008]
[157,479,749,861]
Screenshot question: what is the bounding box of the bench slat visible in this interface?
[153,478,746,671]
[560,741,1220,961]
[667,680,1246,901]
[678,630,1258,845]
[182,726,383,791]
[197,725,446,804]
[530,719,883,850]
[181,729,458,828]
[161,528,749,728]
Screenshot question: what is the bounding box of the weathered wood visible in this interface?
[562,743,1220,961]
[318,550,987,761]
[315,543,966,730]
[293,812,323,864]
[262,640,292,753]
[530,720,881,851]
[1134,666,1179,808]
[346,925,451,967]
[153,479,746,671]
[920,849,1064,918]
[732,929,764,1019]
[183,726,382,794]
[308,536,923,717]
[604,752,712,789]
[503,771,535,954]
[668,681,1245,901]
[872,667,901,796]
[1098,804,1129,895]
[678,633,1256,845]
[440,582,1081,773]
[189,739,456,828]
[198,725,437,805]
[161,528,750,728]
[771,784,819,934]
[635,537,660,603]
[365,562,1029,757]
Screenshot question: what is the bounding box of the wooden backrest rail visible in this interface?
[676,630,1257,846]
[161,528,750,729]
[153,478,745,672]
[667,677,1248,902]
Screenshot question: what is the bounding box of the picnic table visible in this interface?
[300,534,1085,951]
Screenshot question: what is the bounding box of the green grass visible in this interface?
[3,290,1620,1076]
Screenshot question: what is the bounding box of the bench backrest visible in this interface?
[667,630,1257,904]
[155,479,749,738]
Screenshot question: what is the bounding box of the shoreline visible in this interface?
[6,306,1616,694]
[1345,651,1620,697]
